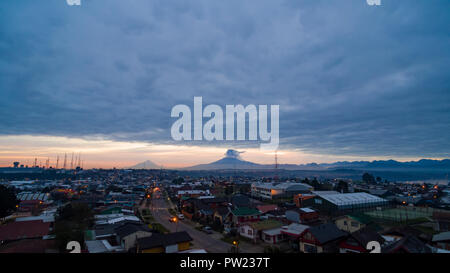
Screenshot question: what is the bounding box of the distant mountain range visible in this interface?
[182,157,450,171]
[129,160,160,169]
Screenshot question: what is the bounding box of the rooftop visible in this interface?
[137,231,193,249]
[319,192,387,206]
[231,207,261,216]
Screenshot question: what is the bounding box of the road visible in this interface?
[150,196,233,253]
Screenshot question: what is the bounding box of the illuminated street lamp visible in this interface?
[172,216,178,232]
[232,240,239,253]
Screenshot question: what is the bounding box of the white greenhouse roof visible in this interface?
[319,192,387,206]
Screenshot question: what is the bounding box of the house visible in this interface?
[115,223,152,252]
[100,205,123,215]
[432,231,450,250]
[382,235,432,253]
[294,194,316,208]
[281,223,309,250]
[136,231,193,253]
[239,220,283,243]
[335,214,372,233]
[264,208,287,223]
[262,228,284,244]
[339,227,385,253]
[0,220,51,243]
[285,208,318,224]
[299,223,347,253]
[368,189,394,198]
[85,240,124,253]
[231,207,261,226]
[257,204,279,214]
[213,206,231,225]
[281,223,309,239]
[177,190,210,199]
[0,238,56,253]
[432,211,450,232]
[231,194,251,208]
[382,226,433,245]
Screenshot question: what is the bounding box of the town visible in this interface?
[1,161,449,254]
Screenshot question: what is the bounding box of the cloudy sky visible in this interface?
[0,0,449,168]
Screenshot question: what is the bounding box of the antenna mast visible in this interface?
[274,150,279,181]
[63,153,67,169]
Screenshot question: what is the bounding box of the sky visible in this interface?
[0,0,449,168]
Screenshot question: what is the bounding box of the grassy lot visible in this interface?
[149,223,170,234]
[221,234,254,244]
[366,208,432,222]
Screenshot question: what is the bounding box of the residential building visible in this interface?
[251,182,312,200]
[339,227,385,253]
[115,223,152,252]
[231,207,261,226]
[335,214,371,233]
[432,231,450,250]
[136,232,193,253]
[299,223,347,253]
[239,220,283,243]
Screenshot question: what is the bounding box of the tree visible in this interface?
[336,180,349,193]
[362,173,376,184]
[54,203,93,251]
[225,185,234,196]
[172,177,184,184]
[0,185,18,219]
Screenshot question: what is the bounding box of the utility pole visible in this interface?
[274,150,279,181]
[63,153,67,169]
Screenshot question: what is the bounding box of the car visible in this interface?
[202,226,213,234]
[177,214,185,220]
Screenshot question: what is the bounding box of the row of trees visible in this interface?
[53,203,94,251]
[0,185,18,219]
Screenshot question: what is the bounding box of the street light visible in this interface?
[172,217,178,232]
[232,241,239,253]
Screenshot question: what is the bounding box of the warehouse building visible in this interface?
[305,192,389,214]
[251,182,313,200]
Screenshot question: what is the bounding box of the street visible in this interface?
[150,196,233,253]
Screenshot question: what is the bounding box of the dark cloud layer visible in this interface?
[0,0,449,157]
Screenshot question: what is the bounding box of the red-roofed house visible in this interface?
[257,205,279,214]
[0,239,56,253]
[0,220,51,242]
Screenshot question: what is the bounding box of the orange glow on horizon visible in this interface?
[0,134,442,169]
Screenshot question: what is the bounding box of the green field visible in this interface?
[365,207,433,222]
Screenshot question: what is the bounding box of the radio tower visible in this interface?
[63,153,67,169]
[274,151,279,181]
[70,152,74,170]
[34,158,37,168]
[56,155,60,169]
[45,157,50,169]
